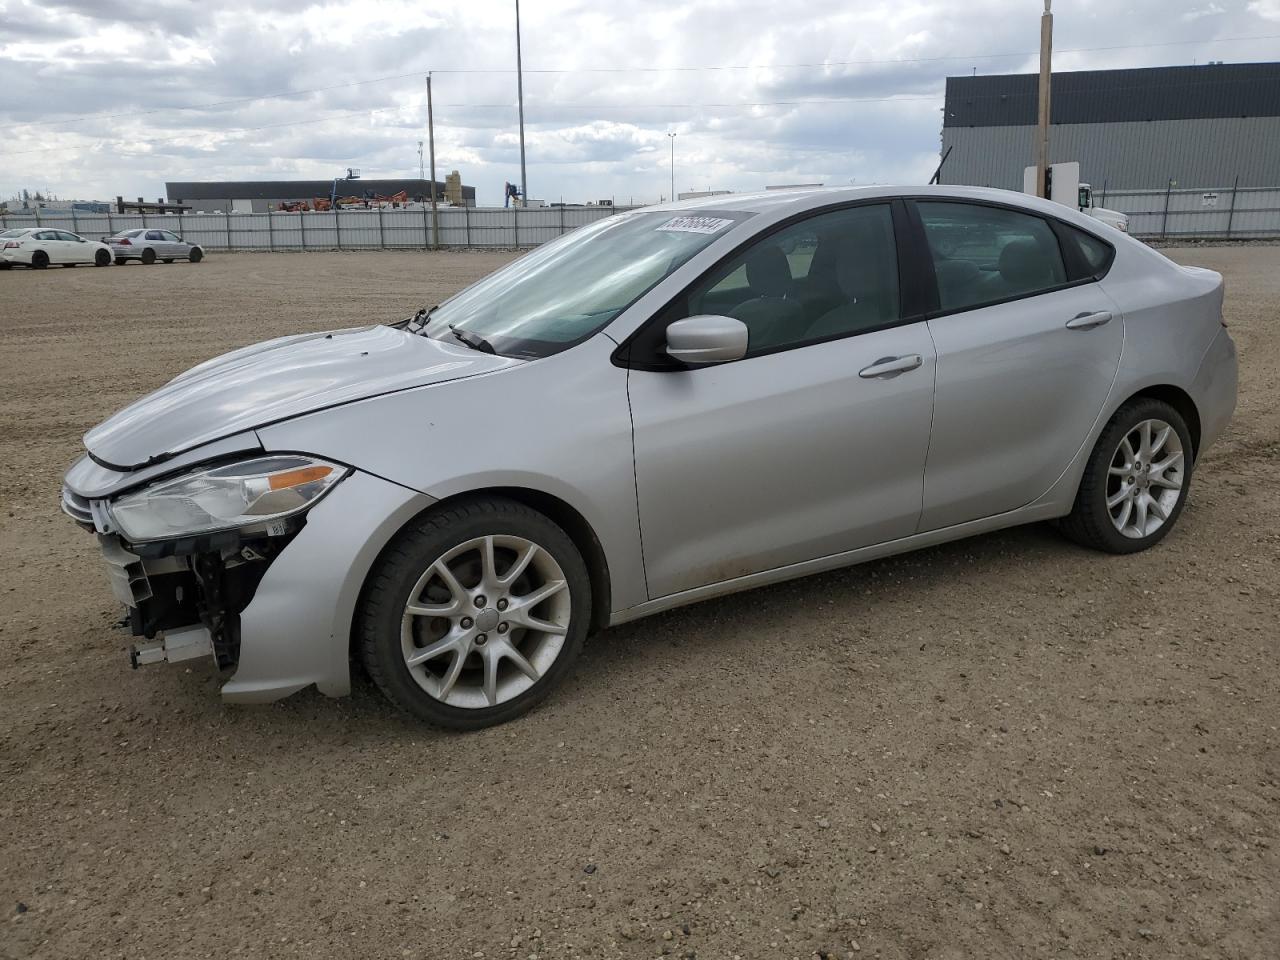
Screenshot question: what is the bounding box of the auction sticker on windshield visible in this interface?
[657,216,734,235]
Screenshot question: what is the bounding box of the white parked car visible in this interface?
[1,228,113,269]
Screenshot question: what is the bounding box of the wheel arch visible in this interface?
[349,485,613,670]
[1122,384,1201,461]
[439,486,612,635]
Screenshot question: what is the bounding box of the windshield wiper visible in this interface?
[448,324,497,355]
[392,304,437,333]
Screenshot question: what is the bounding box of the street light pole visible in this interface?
[667,132,676,202]
[427,72,439,248]
[515,0,528,207]
[1034,0,1053,198]
[417,140,424,181]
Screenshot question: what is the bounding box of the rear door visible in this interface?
[626,201,937,598]
[912,199,1123,531]
[36,230,66,263]
[144,230,168,258]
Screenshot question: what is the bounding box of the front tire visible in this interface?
[359,497,591,730]
[189,248,203,263]
[1060,398,1193,554]
[95,249,111,266]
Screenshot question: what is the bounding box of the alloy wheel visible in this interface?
[401,535,571,709]
[1106,418,1184,539]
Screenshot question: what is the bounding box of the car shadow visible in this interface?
[234,519,1080,741]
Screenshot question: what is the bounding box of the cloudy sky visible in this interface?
[2,0,1278,206]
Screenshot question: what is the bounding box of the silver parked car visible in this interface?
[62,186,1237,729]
[105,227,204,265]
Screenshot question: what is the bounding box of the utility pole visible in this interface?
[1035,0,1053,199]
[427,73,439,249]
[668,134,678,201]
[515,0,528,207]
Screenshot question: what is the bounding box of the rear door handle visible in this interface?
[858,354,923,379]
[1065,310,1113,330]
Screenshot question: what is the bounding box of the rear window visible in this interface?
[917,201,1067,312]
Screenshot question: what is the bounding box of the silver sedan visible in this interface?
[62,185,1237,729]
[104,227,204,265]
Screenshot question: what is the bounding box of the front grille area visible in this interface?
[61,486,94,527]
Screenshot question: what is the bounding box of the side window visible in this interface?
[1059,223,1115,279]
[685,204,900,355]
[918,202,1067,312]
[164,231,183,242]
[146,230,165,241]
[57,231,80,241]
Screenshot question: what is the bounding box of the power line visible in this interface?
[9,33,1280,130]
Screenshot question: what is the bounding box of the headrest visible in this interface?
[998,239,1051,289]
[744,245,793,299]
[833,228,886,301]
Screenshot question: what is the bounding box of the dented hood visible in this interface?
[84,324,521,470]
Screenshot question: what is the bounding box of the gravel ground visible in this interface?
[1,248,1276,960]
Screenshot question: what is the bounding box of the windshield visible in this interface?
[424,210,747,358]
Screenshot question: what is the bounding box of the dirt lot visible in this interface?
[1,249,1276,960]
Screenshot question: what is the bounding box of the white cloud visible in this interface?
[0,0,1276,205]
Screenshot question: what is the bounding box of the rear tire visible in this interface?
[163,258,174,264]
[1059,398,1193,554]
[31,251,48,269]
[95,249,111,266]
[114,258,126,266]
[359,497,591,730]
[141,248,156,264]
[189,248,203,263]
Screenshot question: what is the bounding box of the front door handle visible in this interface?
[1065,310,1113,330]
[858,354,923,379]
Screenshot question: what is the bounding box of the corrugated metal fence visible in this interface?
[8,192,1280,244]
[0,205,635,251]
[1098,184,1280,240]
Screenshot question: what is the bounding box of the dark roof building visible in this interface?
[939,61,1280,190]
[165,177,475,212]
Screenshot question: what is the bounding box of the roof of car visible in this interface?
[652,183,1072,217]
[642,183,1116,238]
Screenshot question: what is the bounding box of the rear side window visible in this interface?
[918,202,1067,312]
[1058,224,1115,279]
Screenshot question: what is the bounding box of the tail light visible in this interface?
[116,237,131,245]
[3,241,18,249]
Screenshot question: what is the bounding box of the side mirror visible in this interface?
[665,315,749,366]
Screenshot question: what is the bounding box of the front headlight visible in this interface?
[109,455,347,542]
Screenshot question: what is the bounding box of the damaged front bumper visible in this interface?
[62,465,434,703]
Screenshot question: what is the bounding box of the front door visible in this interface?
[913,200,1124,531]
[627,202,937,599]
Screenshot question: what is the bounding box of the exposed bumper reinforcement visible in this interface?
[130,625,215,667]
